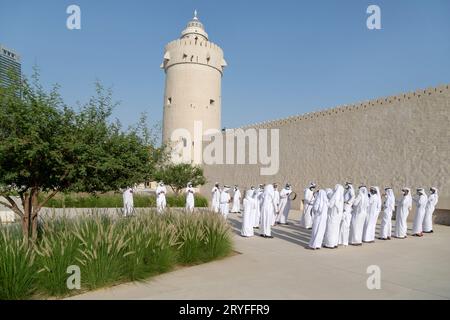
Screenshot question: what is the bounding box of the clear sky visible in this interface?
[1,0,449,137]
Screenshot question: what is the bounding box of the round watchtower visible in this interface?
[161,11,227,163]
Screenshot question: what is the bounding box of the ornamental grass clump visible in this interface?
[0,227,37,300]
[0,209,232,299]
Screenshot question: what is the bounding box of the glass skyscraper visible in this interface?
[0,44,21,88]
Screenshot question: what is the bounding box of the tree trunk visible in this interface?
[21,193,31,240]
[31,190,39,241]
[20,189,40,241]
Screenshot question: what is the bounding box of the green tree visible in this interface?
[0,70,162,240]
[154,163,206,195]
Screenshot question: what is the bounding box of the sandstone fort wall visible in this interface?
[201,85,450,211]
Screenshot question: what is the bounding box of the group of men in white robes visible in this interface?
[238,183,293,238]
[306,183,439,250]
[211,183,242,218]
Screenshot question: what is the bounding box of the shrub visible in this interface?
[0,209,232,299]
[41,192,208,208]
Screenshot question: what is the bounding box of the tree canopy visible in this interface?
[0,70,163,239]
[154,163,206,194]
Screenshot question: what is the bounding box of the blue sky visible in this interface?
[1,0,449,137]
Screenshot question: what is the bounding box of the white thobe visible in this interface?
[423,193,438,232]
[211,187,220,213]
[349,188,369,244]
[363,192,381,242]
[300,188,314,228]
[185,187,195,213]
[272,189,280,226]
[339,186,355,246]
[254,190,263,227]
[274,190,280,213]
[324,185,344,248]
[123,188,134,216]
[379,190,395,239]
[241,192,255,237]
[309,190,329,249]
[276,188,291,224]
[412,194,428,234]
[395,194,412,238]
[219,191,231,218]
[231,189,241,213]
[156,186,167,213]
[260,186,276,236]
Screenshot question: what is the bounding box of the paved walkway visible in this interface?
[70,210,450,300]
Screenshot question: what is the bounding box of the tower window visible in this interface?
[182,138,187,147]
[210,99,215,106]
[167,97,172,105]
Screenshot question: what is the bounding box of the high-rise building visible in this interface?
[161,11,227,163]
[0,44,21,88]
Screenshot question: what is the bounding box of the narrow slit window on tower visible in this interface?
[182,138,187,148]
[210,99,215,106]
[167,97,172,105]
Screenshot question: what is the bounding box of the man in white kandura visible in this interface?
[272,183,280,226]
[185,182,195,213]
[258,184,265,215]
[349,186,369,246]
[276,183,292,225]
[300,182,316,229]
[363,186,381,243]
[423,187,439,233]
[231,185,241,213]
[412,188,428,237]
[241,188,256,237]
[156,181,167,213]
[122,186,134,217]
[260,184,276,238]
[211,182,220,213]
[394,187,412,239]
[309,189,329,250]
[339,182,355,246]
[323,184,344,249]
[253,184,264,227]
[219,185,231,219]
[379,187,395,240]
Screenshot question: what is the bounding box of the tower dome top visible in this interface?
[181,10,209,41]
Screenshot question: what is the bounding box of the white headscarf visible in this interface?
[313,189,329,213]
[359,186,369,208]
[385,188,395,211]
[263,184,274,199]
[430,187,439,202]
[402,187,412,206]
[330,184,344,209]
[325,188,333,199]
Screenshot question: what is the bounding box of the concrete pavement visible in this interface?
[69,210,450,300]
